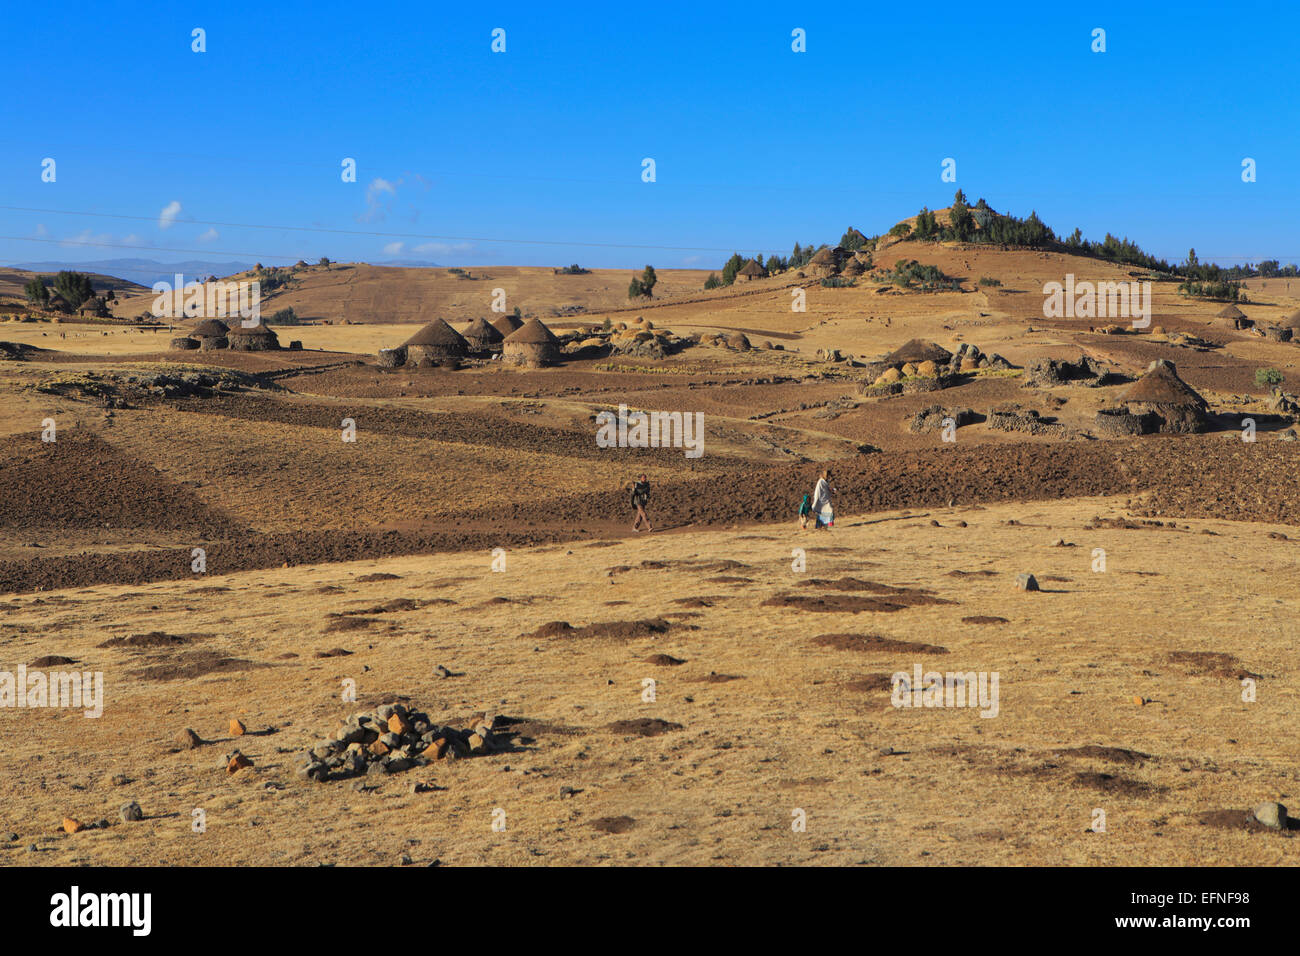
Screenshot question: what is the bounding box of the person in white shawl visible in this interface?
[810,468,835,529]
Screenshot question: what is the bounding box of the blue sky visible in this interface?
[4,0,1298,272]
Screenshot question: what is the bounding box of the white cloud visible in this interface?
[198,227,219,242]
[158,200,182,229]
[34,223,47,237]
[383,241,404,255]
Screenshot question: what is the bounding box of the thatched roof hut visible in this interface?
[736,259,767,281]
[1280,309,1300,330]
[502,318,561,367]
[840,258,866,278]
[77,296,107,317]
[883,338,953,365]
[227,323,281,351]
[462,317,504,352]
[1119,359,1207,433]
[191,318,229,350]
[403,319,468,366]
[491,314,525,337]
[808,246,839,275]
[1216,303,1251,330]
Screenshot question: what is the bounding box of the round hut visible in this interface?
[502,318,561,367]
[1119,359,1207,433]
[1216,304,1251,330]
[491,313,525,338]
[227,323,281,351]
[77,296,108,318]
[461,317,504,354]
[191,318,230,350]
[170,336,200,350]
[883,338,953,366]
[403,319,469,367]
[807,246,840,277]
[736,259,768,282]
[1280,309,1300,335]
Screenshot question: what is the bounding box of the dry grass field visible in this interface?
[2,497,1297,866]
[3,234,1299,866]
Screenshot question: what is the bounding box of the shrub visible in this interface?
[1256,368,1284,387]
[820,276,856,288]
[978,276,1002,287]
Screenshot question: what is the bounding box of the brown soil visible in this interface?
[1168,651,1261,680]
[606,718,683,737]
[812,633,948,654]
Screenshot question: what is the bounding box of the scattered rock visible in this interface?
[119,802,143,823]
[227,751,253,774]
[229,718,246,736]
[1253,801,1288,831]
[1015,573,1040,592]
[177,728,203,749]
[62,818,84,834]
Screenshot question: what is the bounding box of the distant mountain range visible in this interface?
[8,257,445,287]
[8,258,258,288]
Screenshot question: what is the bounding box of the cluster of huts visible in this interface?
[1215,304,1300,343]
[378,314,562,369]
[169,319,285,351]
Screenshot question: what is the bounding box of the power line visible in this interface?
[0,207,777,255]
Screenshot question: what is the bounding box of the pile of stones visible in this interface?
[986,404,1069,436]
[943,342,1014,375]
[1023,355,1114,388]
[297,703,502,783]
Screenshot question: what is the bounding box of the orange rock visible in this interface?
[1132,695,1145,706]
[229,718,246,736]
[387,713,411,735]
[227,752,253,774]
[368,740,390,757]
[62,818,84,834]
[424,738,448,760]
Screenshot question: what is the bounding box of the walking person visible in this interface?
[797,493,812,530]
[630,473,652,532]
[810,468,835,530]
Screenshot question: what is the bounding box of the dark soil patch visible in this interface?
[961,615,1009,625]
[1168,651,1260,680]
[1072,771,1162,796]
[947,570,997,577]
[767,590,952,613]
[187,585,231,595]
[645,653,686,666]
[693,673,743,683]
[590,815,636,834]
[98,631,208,649]
[127,651,266,682]
[843,673,895,693]
[344,598,421,614]
[355,572,401,582]
[30,655,77,667]
[607,718,683,737]
[526,618,685,641]
[672,596,720,608]
[315,585,345,594]
[813,633,948,654]
[1055,746,1151,765]
[323,616,382,633]
[705,575,753,584]
[314,648,354,658]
